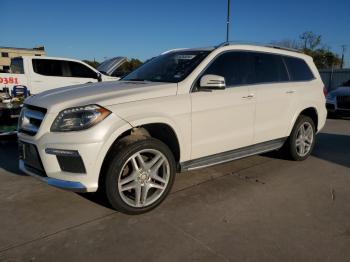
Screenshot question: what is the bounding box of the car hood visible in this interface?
[25,81,178,113]
[329,86,350,96]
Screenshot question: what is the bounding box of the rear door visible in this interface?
[0,57,28,91]
[249,52,297,144]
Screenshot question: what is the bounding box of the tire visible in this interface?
[284,115,316,161]
[104,137,176,215]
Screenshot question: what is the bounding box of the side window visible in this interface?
[67,61,97,78]
[252,53,288,83]
[284,56,314,81]
[32,59,63,76]
[10,58,24,74]
[203,52,255,87]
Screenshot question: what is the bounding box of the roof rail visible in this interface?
[265,44,303,53]
[215,41,303,53]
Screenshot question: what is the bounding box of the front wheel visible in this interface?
[104,138,176,215]
[285,115,316,161]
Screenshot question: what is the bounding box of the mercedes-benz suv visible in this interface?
[18,43,327,214]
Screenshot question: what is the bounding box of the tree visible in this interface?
[272,31,341,69]
[111,58,143,77]
[82,59,100,68]
[299,31,321,50]
[304,49,341,69]
[82,58,143,76]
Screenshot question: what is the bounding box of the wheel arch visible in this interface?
[287,107,319,136]
[98,120,183,190]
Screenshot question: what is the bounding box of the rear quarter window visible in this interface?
[252,53,289,83]
[283,56,314,81]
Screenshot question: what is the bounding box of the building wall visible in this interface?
[0,47,46,71]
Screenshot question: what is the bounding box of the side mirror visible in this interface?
[96,73,102,82]
[199,74,226,90]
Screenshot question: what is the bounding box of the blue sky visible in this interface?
[2,0,350,66]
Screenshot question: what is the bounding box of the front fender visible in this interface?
[127,116,189,162]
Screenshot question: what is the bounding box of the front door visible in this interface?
[190,51,256,159]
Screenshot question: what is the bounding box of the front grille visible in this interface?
[18,105,47,136]
[337,96,350,109]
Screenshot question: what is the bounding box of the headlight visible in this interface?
[51,105,111,132]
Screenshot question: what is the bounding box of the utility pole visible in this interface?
[226,0,231,42]
[340,45,346,69]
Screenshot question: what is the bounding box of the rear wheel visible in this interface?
[104,138,176,214]
[285,115,316,161]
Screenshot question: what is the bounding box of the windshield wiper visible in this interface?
[124,78,148,82]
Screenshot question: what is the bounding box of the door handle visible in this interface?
[242,94,255,99]
[286,90,296,94]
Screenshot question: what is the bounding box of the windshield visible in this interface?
[122,50,210,83]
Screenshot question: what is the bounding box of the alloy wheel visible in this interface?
[295,122,314,157]
[117,149,170,208]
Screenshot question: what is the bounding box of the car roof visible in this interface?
[162,42,310,60]
[17,56,85,63]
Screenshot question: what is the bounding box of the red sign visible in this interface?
[0,77,19,85]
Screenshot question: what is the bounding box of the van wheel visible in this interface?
[285,115,316,161]
[104,138,176,215]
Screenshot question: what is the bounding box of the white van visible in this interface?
[0,56,127,95]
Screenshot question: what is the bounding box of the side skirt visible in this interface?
[179,138,287,172]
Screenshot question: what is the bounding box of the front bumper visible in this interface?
[326,100,350,115]
[18,112,131,193]
[19,160,88,192]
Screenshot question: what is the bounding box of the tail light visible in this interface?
[323,86,328,97]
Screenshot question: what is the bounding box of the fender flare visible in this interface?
[286,106,318,137]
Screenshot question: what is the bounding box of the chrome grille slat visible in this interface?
[18,106,46,136]
[25,110,45,120]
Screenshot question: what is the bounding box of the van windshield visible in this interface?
[122,50,210,83]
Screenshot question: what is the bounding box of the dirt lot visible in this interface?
[0,119,349,262]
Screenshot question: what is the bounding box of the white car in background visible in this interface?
[0,56,127,95]
[0,56,127,135]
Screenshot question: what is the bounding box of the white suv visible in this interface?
[18,43,327,214]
